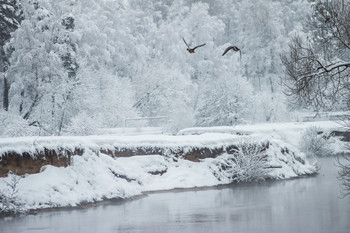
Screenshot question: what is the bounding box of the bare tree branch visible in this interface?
[281,1,350,197]
[281,1,350,111]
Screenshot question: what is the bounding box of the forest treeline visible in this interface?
[0,0,317,136]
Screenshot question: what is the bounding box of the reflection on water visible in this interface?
[1,157,350,233]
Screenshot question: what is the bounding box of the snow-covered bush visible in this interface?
[299,126,334,158]
[132,63,195,133]
[0,173,26,216]
[212,141,270,183]
[336,118,350,197]
[195,75,255,126]
[62,112,98,136]
[0,111,40,137]
[78,70,139,128]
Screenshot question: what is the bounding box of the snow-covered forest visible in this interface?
[1,0,350,220]
[0,0,318,136]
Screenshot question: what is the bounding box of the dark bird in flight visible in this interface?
[222,45,242,60]
[183,37,206,53]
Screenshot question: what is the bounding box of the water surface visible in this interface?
[1,157,349,233]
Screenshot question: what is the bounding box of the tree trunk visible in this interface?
[0,44,9,111]
[23,93,39,120]
[3,76,9,111]
[0,43,8,111]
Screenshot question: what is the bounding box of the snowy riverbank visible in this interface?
[0,121,346,214]
[0,135,316,214]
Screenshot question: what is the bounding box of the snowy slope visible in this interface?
[0,130,317,213]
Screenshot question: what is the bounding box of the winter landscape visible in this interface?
[1,0,350,232]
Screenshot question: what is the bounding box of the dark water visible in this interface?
[1,157,349,233]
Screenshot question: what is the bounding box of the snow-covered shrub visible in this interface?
[78,70,139,128]
[132,63,195,133]
[0,173,26,216]
[299,126,334,158]
[195,75,254,126]
[212,141,270,183]
[336,118,350,197]
[62,112,98,136]
[0,111,40,137]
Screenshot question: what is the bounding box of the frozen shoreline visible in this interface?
[0,121,346,215]
[0,136,316,214]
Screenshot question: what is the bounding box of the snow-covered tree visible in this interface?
[0,0,22,44]
[0,0,318,136]
[133,62,195,131]
[0,0,22,111]
[0,172,26,215]
[281,0,350,111]
[5,0,80,134]
[281,0,350,196]
[71,0,140,128]
[196,74,255,126]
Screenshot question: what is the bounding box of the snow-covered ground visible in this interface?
[0,138,315,212]
[0,121,347,214]
[178,121,342,147]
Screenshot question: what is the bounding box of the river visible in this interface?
[1,157,349,233]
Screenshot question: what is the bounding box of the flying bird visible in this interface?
[222,45,242,60]
[183,37,206,53]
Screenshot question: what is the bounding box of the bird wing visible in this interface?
[193,43,206,50]
[182,37,190,48]
[222,46,241,56]
[222,46,233,56]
